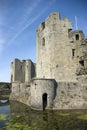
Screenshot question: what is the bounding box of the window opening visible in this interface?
[79,60,84,66]
[42,38,45,46]
[76,34,79,40]
[72,49,75,59]
[42,22,45,30]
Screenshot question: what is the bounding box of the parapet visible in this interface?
[37,12,72,34]
[11,59,36,83]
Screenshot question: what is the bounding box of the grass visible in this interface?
[77,114,87,120]
[0,95,9,99]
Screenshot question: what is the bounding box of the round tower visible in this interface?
[30,78,57,110]
[25,60,31,83]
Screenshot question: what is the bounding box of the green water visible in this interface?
[0,100,87,130]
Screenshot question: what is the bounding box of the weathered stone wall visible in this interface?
[53,82,85,109]
[30,78,57,110]
[10,80,87,110]
[36,12,77,82]
[10,12,87,111]
[11,59,23,82]
[77,74,87,84]
[69,31,87,76]
[10,82,31,106]
[11,59,36,83]
[10,78,57,110]
[25,60,32,83]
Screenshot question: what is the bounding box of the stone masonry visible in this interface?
[10,12,87,110]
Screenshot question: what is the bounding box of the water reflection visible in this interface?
[0,104,10,130]
[1,101,87,130]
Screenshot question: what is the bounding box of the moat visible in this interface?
[0,100,87,130]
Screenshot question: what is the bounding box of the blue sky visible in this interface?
[0,0,87,82]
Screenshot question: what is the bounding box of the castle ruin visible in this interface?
[10,12,87,110]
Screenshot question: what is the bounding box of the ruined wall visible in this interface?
[11,59,23,82]
[10,80,87,110]
[53,82,86,109]
[25,60,36,83]
[10,82,31,106]
[10,12,87,111]
[36,12,78,82]
[11,59,36,83]
[10,78,57,110]
[69,31,87,76]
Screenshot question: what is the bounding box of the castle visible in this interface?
[10,12,87,110]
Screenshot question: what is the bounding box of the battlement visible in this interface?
[10,12,87,110]
[37,12,72,34]
[11,59,36,83]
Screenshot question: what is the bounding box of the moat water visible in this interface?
[0,100,87,130]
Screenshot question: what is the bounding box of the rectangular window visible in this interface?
[76,34,79,40]
[42,37,45,46]
[72,49,75,59]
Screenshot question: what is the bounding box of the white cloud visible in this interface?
[7,0,55,45]
[17,0,42,27]
[0,0,56,48]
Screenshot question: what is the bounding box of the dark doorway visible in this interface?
[76,34,79,40]
[42,93,47,110]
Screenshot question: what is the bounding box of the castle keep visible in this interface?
[10,12,87,110]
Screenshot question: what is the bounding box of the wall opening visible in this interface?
[41,22,45,30]
[76,34,79,40]
[42,93,47,110]
[72,49,75,59]
[42,37,45,46]
[79,60,84,66]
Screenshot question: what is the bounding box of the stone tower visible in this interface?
[36,12,87,82]
[11,59,36,83]
[36,12,77,81]
[10,12,87,110]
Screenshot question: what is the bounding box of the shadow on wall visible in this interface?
[31,62,36,78]
[42,80,57,111]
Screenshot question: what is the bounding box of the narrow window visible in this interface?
[72,49,75,59]
[42,38,45,46]
[76,34,79,40]
[79,60,84,66]
[42,22,45,30]
[21,65,22,70]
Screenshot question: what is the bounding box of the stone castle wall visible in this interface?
[11,59,36,83]
[10,80,87,110]
[10,12,87,110]
[10,81,31,106]
[36,12,78,82]
[30,78,57,110]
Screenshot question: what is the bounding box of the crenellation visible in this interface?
[11,59,36,83]
[10,12,87,110]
